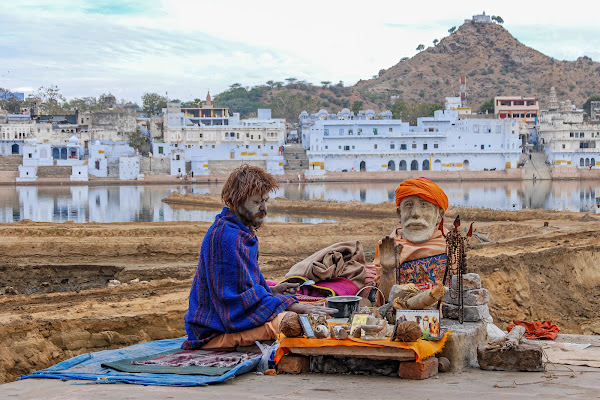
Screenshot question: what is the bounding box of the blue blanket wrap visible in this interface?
[183,207,296,349]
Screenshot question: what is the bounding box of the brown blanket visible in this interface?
[285,241,366,288]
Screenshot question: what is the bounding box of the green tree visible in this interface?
[391,101,443,125]
[433,39,438,46]
[321,81,331,88]
[351,100,362,115]
[416,44,425,51]
[35,85,66,114]
[583,95,600,115]
[270,91,318,122]
[479,98,495,114]
[181,98,203,108]
[285,77,298,85]
[0,88,23,113]
[127,127,150,155]
[141,92,167,115]
[494,16,504,24]
[448,26,456,34]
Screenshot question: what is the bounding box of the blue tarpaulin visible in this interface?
[20,338,260,387]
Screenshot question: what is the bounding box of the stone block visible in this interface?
[438,319,488,373]
[451,273,481,291]
[277,355,310,374]
[442,303,490,322]
[438,356,451,372]
[477,343,544,372]
[442,288,490,306]
[398,357,438,380]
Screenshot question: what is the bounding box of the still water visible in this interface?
[0,180,598,223]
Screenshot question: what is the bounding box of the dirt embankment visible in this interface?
[1,197,599,383]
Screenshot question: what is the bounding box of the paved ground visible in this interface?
[2,365,599,400]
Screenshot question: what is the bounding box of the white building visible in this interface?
[538,105,600,168]
[303,109,523,172]
[152,102,285,175]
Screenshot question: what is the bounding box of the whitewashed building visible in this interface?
[537,105,600,168]
[303,109,523,172]
[152,102,285,175]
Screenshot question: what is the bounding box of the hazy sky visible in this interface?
[1,0,599,104]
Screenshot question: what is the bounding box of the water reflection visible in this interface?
[0,180,599,223]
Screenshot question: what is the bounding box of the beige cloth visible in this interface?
[285,240,366,288]
[201,312,288,350]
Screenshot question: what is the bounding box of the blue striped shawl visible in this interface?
[183,207,296,349]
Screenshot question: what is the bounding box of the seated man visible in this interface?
[373,177,448,299]
[183,165,336,350]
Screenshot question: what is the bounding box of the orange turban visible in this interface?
[395,177,448,210]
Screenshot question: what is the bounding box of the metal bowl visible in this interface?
[326,295,361,318]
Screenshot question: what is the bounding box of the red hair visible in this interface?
[221,165,279,210]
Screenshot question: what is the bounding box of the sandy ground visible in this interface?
[1,193,599,384]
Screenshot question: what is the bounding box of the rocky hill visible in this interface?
[355,21,600,109]
[215,21,600,120]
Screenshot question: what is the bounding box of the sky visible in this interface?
[1,0,599,104]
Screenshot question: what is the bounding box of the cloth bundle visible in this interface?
[507,319,560,340]
[285,240,366,288]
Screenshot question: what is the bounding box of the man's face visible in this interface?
[398,195,443,243]
[237,193,269,230]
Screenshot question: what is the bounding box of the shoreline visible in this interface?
[0,168,600,186]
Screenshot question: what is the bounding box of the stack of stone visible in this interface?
[441,273,491,322]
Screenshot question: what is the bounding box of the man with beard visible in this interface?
[183,165,336,350]
[373,177,448,300]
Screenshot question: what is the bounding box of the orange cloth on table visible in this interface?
[373,227,447,286]
[275,331,451,364]
[201,312,289,350]
[394,177,449,210]
[507,319,560,340]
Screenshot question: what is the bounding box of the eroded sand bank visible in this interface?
[0,193,599,383]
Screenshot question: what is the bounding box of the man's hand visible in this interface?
[271,282,300,295]
[287,302,339,315]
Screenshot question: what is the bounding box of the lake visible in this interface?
[0,180,598,223]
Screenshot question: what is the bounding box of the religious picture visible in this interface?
[395,309,441,340]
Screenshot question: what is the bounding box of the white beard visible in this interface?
[402,223,437,243]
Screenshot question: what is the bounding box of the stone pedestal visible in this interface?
[438,319,488,372]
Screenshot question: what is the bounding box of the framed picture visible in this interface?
[298,314,315,338]
[349,313,370,336]
[395,309,441,340]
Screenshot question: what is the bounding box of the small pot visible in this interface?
[326,295,361,318]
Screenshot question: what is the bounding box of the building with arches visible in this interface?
[303,109,523,172]
[537,93,600,169]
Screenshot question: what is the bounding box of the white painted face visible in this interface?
[398,195,444,243]
[237,193,269,230]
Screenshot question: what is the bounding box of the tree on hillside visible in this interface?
[142,92,167,116]
[433,39,438,46]
[583,95,600,115]
[479,98,495,114]
[285,77,298,85]
[274,81,284,88]
[230,83,242,89]
[265,80,275,88]
[416,44,425,51]
[321,81,331,88]
[35,85,66,114]
[492,16,504,24]
[270,91,318,122]
[351,100,362,115]
[391,101,443,125]
[448,26,456,34]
